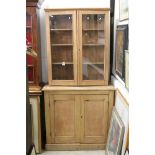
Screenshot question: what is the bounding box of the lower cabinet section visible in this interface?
[43,86,114,150]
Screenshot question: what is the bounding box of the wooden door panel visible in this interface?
[81,95,108,144]
[84,101,105,136]
[54,101,75,136]
[50,95,80,143]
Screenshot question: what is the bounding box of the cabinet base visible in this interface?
[45,144,105,151]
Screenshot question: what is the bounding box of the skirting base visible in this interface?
[45,144,105,151]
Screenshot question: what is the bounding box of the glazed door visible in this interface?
[45,11,77,85]
[81,95,109,144]
[49,95,80,143]
[78,10,110,85]
[26,7,39,85]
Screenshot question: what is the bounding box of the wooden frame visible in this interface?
[45,10,77,85]
[105,107,125,155]
[119,0,129,21]
[115,24,128,81]
[125,50,129,89]
[115,89,129,155]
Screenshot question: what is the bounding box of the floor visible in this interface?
[40,150,105,155]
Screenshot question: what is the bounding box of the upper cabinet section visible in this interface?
[45,9,110,86]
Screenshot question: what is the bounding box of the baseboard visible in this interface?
[45,143,105,151]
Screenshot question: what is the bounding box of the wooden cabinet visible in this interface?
[43,86,114,150]
[44,8,112,151]
[26,2,40,86]
[45,9,110,86]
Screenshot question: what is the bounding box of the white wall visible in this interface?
[111,0,129,103]
[41,0,110,8]
[39,0,110,83]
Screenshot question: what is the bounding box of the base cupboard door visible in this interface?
[80,95,109,144]
[50,95,80,143]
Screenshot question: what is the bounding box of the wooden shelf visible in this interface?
[26,26,32,28]
[27,45,32,48]
[83,44,104,46]
[52,62,73,65]
[27,64,34,67]
[83,62,104,65]
[51,44,73,46]
[82,29,104,31]
[51,29,72,31]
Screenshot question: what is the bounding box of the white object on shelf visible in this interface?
[62,61,65,66]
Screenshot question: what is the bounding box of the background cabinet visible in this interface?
[29,86,42,153]
[26,2,40,86]
[45,9,110,86]
[43,86,114,150]
[29,96,42,153]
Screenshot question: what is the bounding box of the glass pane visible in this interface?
[51,31,72,44]
[49,14,74,80]
[52,46,73,63]
[26,13,32,47]
[26,12,35,83]
[50,15,72,29]
[26,13,32,27]
[27,65,34,82]
[83,30,104,44]
[52,64,73,80]
[82,14,104,30]
[82,14,105,80]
